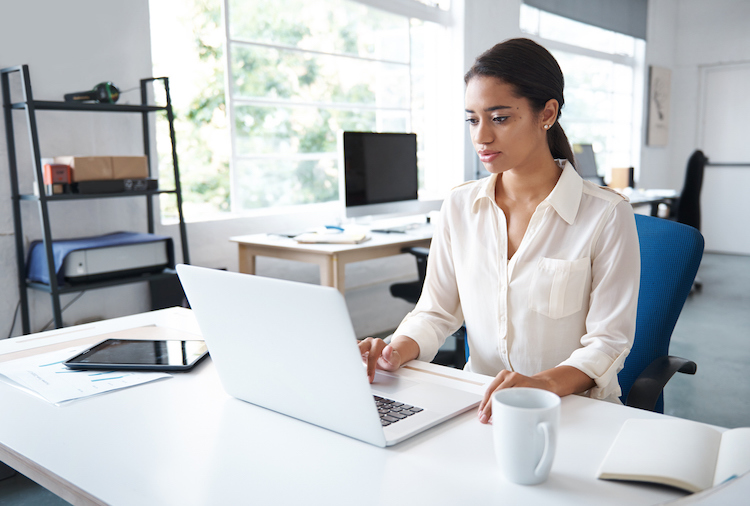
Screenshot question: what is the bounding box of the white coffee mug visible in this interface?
[491,387,561,485]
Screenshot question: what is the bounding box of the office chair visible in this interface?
[674,150,707,230]
[673,150,707,291]
[618,214,704,412]
[389,246,429,304]
[390,246,466,368]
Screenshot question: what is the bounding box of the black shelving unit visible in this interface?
[2,64,190,334]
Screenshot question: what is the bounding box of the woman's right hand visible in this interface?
[358,336,411,383]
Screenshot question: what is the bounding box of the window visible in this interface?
[150,0,452,221]
[520,4,646,182]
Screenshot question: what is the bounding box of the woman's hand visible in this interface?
[477,371,553,424]
[477,366,595,424]
[358,335,420,383]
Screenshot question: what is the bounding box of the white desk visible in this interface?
[0,308,689,506]
[626,188,680,216]
[230,226,432,294]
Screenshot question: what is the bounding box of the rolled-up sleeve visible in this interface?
[558,200,640,400]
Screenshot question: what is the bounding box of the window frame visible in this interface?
[218,0,454,216]
[520,8,646,184]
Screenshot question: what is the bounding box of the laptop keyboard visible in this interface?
[374,395,424,426]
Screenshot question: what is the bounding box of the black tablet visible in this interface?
[64,338,209,371]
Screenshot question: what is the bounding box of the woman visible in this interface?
[359,38,640,424]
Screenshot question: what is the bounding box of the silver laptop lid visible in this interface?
[176,264,387,447]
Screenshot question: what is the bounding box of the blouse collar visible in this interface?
[471,160,582,225]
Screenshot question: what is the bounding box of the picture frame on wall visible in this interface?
[647,65,671,146]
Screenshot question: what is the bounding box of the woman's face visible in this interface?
[465,76,552,175]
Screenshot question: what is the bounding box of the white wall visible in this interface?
[657,0,750,253]
[0,0,158,336]
[639,0,679,190]
[2,0,748,337]
[644,0,750,189]
[668,0,750,183]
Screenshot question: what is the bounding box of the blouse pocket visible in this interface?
[528,257,590,319]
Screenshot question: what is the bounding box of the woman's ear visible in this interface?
[541,99,559,127]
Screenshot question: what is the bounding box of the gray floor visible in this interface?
[1,252,748,504]
[0,469,69,505]
[663,252,750,428]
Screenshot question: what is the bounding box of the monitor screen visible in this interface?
[573,143,605,185]
[339,132,419,218]
[573,143,598,178]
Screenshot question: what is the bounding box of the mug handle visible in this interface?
[534,421,555,477]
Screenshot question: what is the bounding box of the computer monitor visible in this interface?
[338,131,421,219]
[573,143,605,186]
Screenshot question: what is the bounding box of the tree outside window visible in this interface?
[150,0,436,221]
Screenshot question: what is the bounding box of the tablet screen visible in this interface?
[64,339,209,371]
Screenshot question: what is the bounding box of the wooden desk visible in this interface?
[0,308,691,506]
[230,226,432,293]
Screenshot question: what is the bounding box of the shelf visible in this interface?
[19,189,178,201]
[10,100,167,113]
[26,269,178,294]
[3,64,189,334]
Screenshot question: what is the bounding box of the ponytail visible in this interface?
[547,122,575,169]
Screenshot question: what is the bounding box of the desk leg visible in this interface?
[238,246,256,275]
[320,255,346,294]
[333,255,345,294]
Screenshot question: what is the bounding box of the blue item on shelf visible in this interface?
[26,232,174,286]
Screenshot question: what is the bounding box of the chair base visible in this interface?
[691,276,703,293]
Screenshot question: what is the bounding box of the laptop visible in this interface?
[176,264,481,447]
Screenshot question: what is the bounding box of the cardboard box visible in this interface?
[609,167,634,190]
[112,156,148,179]
[54,156,148,182]
[55,156,110,181]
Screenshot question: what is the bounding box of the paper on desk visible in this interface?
[0,346,171,405]
[294,231,370,244]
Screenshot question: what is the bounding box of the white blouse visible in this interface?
[394,161,640,401]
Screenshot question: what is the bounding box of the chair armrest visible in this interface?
[401,246,429,259]
[626,356,697,411]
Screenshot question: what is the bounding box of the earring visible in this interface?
[544,124,551,130]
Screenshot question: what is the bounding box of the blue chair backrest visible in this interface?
[618,214,704,411]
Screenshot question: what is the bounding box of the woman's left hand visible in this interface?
[476,366,596,424]
[477,370,553,424]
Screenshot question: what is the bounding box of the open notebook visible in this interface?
[598,419,750,492]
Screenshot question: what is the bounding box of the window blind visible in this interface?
[524,0,648,40]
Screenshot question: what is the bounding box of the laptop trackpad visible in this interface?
[370,370,419,396]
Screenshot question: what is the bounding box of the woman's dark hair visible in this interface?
[464,38,576,169]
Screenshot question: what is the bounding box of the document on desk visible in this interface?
[0,345,171,405]
[294,231,370,244]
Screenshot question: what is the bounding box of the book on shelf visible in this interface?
[597,418,750,493]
